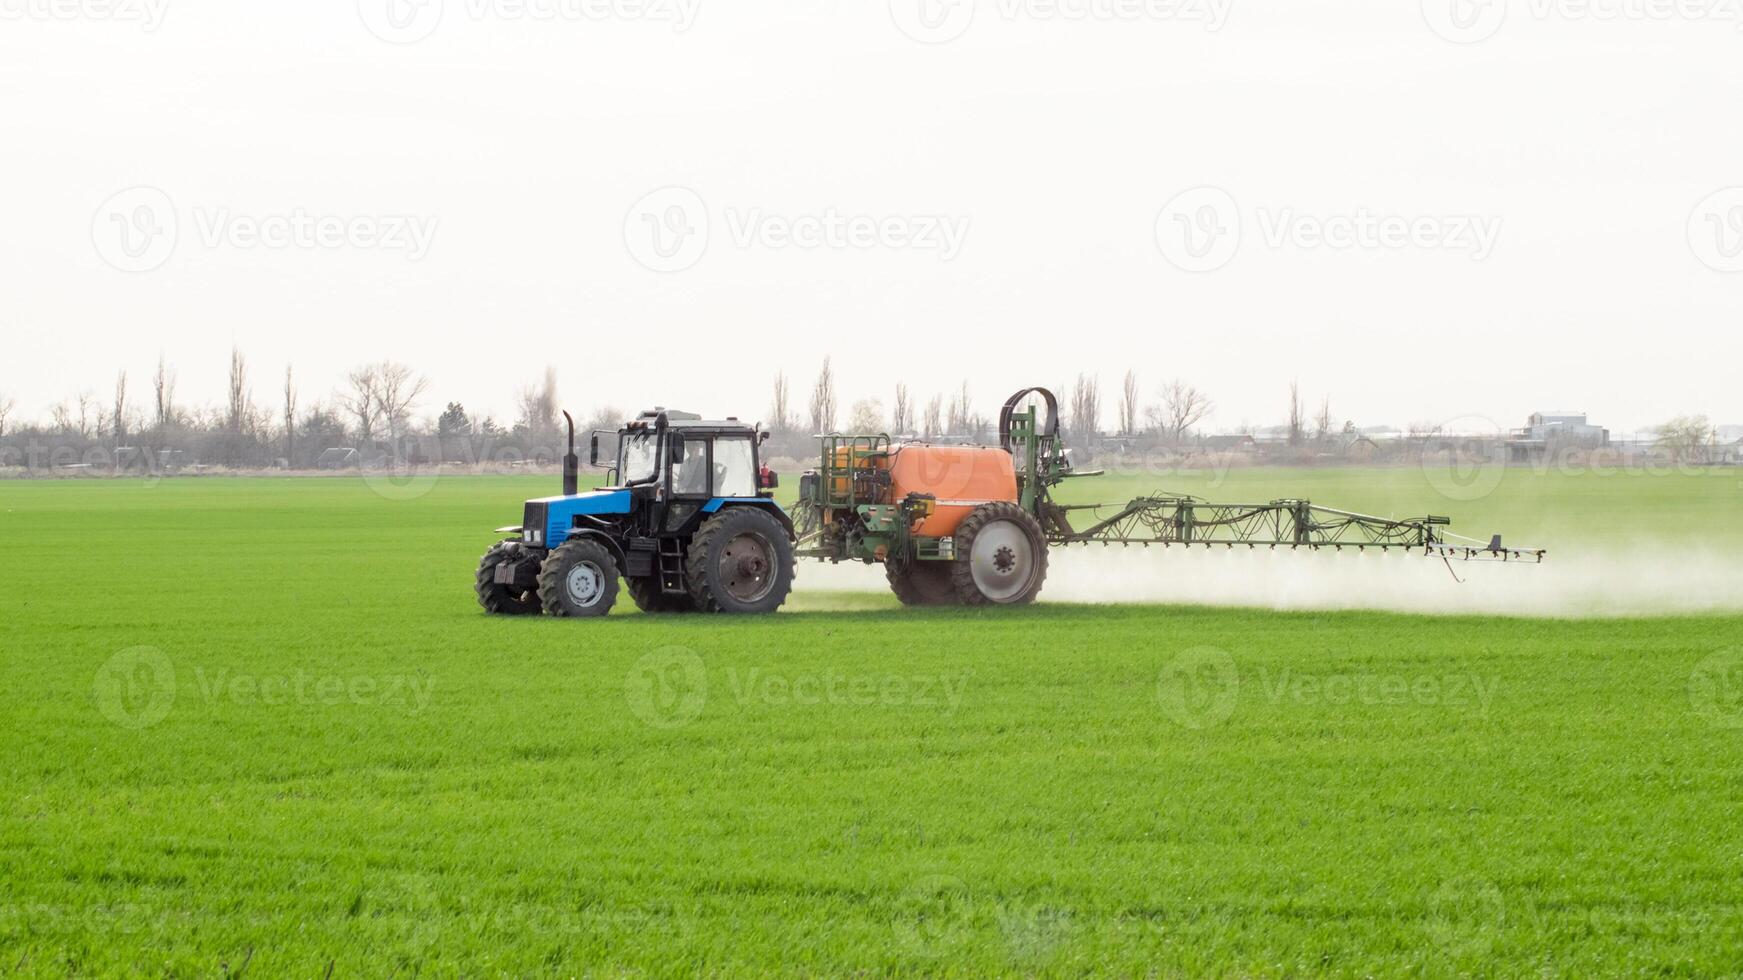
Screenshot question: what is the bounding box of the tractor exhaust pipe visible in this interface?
[562,411,579,497]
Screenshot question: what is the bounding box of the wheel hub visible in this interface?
[720,532,777,603]
[566,562,603,606]
[968,520,1036,602]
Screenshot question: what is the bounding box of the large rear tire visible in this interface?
[537,538,621,618]
[951,502,1048,606]
[627,576,696,614]
[886,560,960,606]
[686,507,795,614]
[476,541,542,615]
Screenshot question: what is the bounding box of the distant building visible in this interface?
[316,447,359,469]
[1509,411,1608,458]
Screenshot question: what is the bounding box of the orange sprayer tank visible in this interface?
[887,445,1018,537]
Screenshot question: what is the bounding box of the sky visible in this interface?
[2,0,1740,437]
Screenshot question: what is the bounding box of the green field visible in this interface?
[3,470,1742,975]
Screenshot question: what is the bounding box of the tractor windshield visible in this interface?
[619,431,659,484]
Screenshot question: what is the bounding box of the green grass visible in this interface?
[3,472,1742,976]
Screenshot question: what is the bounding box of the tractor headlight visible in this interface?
[526,528,542,546]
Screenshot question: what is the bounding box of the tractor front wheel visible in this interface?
[537,538,621,618]
[951,502,1049,606]
[476,541,542,615]
[686,507,795,614]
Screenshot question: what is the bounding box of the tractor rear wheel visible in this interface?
[476,541,542,615]
[951,502,1049,606]
[686,507,794,614]
[886,560,960,606]
[537,538,621,618]
[627,576,695,613]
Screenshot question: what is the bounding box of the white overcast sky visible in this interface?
[2,0,1740,435]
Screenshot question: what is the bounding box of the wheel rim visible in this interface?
[565,561,605,607]
[719,531,776,603]
[968,520,1036,602]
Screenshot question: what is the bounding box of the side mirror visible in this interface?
[589,433,601,466]
[758,430,770,445]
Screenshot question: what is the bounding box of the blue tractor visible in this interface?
[475,409,795,617]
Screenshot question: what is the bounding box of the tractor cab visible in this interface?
[596,410,775,502]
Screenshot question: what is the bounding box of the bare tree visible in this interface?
[1159,380,1213,446]
[341,364,380,443]
[226,347,253,433]
[152,355,176,428]
[1287,381,1304,447]
[892,383,911,435]
[514,367,559,438]
[1118,370,1140,436]
[946,381,972,434]
[283,365,297,462]
[1655,415,1714,463]
[1069,374,1102,444]
[847,398,885,433]
[1313,396,1332,444]
[769,372,795,434]
[373,361,428,442]
[808,357,837,434]
[110,371,128,443]
[923,394,943,438]
[0,392,13,437]
[75,391,94,437]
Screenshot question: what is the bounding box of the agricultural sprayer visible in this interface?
[477,387,1543,616]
